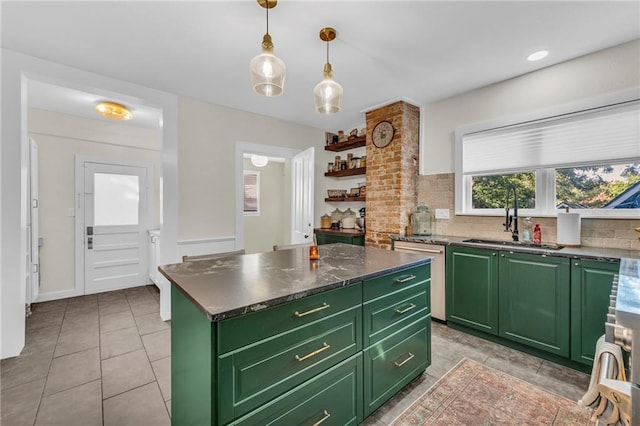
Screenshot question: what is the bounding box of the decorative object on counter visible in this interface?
[250,0,286,97]
[359,207,366,218]
[342,216,355,229]
[330,208,344,223]
[411,205,432,236]
[533,223,542,244]
[327,189,347,199]
[342,208,356,223]
[372,120,395,148]
[309,234,319,260]
[313,27,343,114]
[522,217,533,242]
[356,217,365,230]
[557,207,581,247]
[320,214,331,229]
[331,221,340,230]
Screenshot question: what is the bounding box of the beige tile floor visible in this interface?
[1,286,591,425]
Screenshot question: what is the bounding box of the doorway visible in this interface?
[235,143,314,253]
[75,157,152,294]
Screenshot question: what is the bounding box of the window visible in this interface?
[456,98,640,218]
[243,170,260,215]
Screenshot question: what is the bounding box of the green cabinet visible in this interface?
[498,252,570,357]
[446,246,499,335]
[570,259,619,366]
[172,264,431,425]
[315,230,365,246]
[362,264,431,417]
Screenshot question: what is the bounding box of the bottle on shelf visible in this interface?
[522,217,533,242]
[533,224,542,244]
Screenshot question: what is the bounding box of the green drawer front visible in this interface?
[231,354,363,426]
[363,315,431,417]
[219,283,362,353]
[218,307,362,424]
[363,264,431,302]
[363,285,429,347]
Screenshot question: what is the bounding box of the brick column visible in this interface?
[365,101,420,249]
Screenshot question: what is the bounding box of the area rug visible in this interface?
[391,358,591,425]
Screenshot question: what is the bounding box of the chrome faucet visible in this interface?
[503,186,519,241]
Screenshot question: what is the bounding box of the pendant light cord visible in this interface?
[326,39,329,64]
[266,0,269,35]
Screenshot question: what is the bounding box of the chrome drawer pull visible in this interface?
[396,303,417,314]
[312,410,331,426]
[396,275,417,283]
[295,342,330,362]
[294,302,330,318]
[394,352,415,367]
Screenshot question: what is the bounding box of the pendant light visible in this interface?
[249,0,286,97]
[313,27,343,114]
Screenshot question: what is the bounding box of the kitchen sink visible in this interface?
[462,238,564,251]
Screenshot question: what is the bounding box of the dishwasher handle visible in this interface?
[397,246,443,254]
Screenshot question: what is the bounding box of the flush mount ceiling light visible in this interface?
[250,155,269,167]
[313,27,343,114]
[527,50,549,62]
[249,0,286,97]
[95,101,133,121]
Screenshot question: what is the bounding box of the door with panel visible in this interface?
[80,160,150,294]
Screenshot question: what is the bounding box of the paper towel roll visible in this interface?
[557,212,581,247]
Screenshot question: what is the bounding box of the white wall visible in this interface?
[29,108,162,296]
[1,49,179,358]
[177,97,325,241]
[243,159,288,254]
[421,40,640,175]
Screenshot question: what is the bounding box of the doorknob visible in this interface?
[304,234,309,239]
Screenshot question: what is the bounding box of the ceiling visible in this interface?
[2,1,639,130]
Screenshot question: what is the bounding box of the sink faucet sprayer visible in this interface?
[503,186,519,241]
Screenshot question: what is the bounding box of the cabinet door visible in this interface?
[499,252,570,357]
[570,259,619,365]
[446,246,499,335]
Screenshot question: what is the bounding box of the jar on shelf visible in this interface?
[327,162,333,172]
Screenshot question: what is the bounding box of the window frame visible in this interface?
[455,90,640,219]
[243,170,260,216]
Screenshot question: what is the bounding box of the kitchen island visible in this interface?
[160,243,432,425]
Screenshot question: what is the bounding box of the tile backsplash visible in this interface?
[417,173,640,250]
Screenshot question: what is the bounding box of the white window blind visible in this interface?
[463,100,640,175]
[243,171,259,213]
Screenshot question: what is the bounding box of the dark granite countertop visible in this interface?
[159,243,432,322]
[314,228,365,236]
[390,234,640,262]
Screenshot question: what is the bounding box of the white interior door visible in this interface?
[28,138,40,303]
[291,147,314,244]
[82,161,149,294]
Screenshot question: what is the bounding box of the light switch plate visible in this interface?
[435,208,450,219]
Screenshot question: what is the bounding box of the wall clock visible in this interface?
[372,120,395,148]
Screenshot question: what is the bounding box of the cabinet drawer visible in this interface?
[219,283,362,353]
[231,354,363,426]
[218,307,362,424]
[363,286,429,347]
[363,315,431,417]
[363,264,430,302]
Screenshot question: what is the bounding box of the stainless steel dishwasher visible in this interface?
[393,241,445,321]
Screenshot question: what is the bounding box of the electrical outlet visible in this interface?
[435,209,450,219]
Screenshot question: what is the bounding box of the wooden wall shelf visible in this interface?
[325,196,366,202]
[325,167,366,178]
[324,136,366,152]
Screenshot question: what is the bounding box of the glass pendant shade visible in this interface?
[314,64,343,114]
[250,45,286,97]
